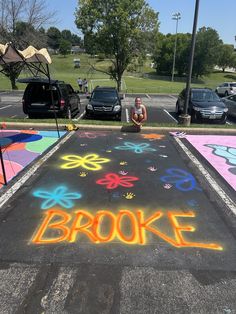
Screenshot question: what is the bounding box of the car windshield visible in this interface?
[230,83,236,87]
[191,91,220,102]
[92,90,117,100]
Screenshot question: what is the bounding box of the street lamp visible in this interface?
[171,12,181,82]
[179,0,200,126]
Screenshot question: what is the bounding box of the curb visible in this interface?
[3,121,236,134]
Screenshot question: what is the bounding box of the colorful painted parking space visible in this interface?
[0,130,65,188]
[185,135,236,191]
[0,130,235,272]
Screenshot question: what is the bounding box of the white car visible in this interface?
[215,82,236,97]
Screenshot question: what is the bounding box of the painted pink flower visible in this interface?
[96,173,139,189]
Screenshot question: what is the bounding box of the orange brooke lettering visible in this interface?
[31,209,223,251]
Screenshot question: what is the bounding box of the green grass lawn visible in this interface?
[1,53,236,94]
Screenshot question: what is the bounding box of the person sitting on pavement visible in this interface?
[131,97,147,129]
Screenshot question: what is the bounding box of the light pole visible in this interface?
[171,12,181,82]
[179,0,200,126]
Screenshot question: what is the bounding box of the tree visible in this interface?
[1,63,23,90]
[46,27,61,50]
[61,29,72,42]
[0,0,56,43]
[59,39,71,57]
[14,21,47,48]
[75,0,159,91]
[0,0,57,89]
[193,27,222,78]
[153,33,174,75]
[71,33,82,46]
[217,44,235,72]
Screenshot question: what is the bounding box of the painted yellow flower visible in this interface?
[61,154,110,171]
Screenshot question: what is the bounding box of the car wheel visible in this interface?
[28,113,36,119]
[66,106,72,119]
[116,114,121,121]
[225,91,228,97]
[191,111,198,123]
[219,116,227,124]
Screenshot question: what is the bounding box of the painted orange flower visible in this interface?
[141,134,165,140]
[96,173,139,189]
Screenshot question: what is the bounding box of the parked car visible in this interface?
[19,77,80,119]
[222,94,236,118]
[215,82,236,97]
[176,88,228,123]
[86,86,123,120]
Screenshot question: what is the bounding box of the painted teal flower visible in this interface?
[115,142,156,154]
[33,186,82,210]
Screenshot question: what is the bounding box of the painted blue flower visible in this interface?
[115,142,156,154]
[160,168,202,192]
[33,186,82,210]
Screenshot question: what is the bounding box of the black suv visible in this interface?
[176,88,228,123]
[19,77,81,119]
[86,86,123,120]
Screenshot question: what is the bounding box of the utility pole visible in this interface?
[179,0,200,126]
[171,12,181,82]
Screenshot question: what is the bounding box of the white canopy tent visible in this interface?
[0,43,52,77]
[0,43,59,185]
[0,43,60,138]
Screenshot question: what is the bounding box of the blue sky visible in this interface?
[45,0,236,45]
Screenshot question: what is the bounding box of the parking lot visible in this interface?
[0,91,236,125]
[0,129,235,313]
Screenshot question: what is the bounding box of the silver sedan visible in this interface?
[222,94,236,118]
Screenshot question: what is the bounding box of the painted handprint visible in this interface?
[148,166,157,172]
[163,183,172,189]
[123,192,135,199]
[79,172,88,177]
[119,170,128,175]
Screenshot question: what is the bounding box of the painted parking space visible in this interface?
[0,130,235,271]
[0,130,65,188]
[185,135,236,191]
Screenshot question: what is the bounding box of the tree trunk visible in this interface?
[10,75,17,90]
[117,79,121,92]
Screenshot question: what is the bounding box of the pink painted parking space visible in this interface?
[185,135,236,191]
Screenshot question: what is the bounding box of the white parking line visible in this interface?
[163,109,178,122]
[146,94,151,99]
[73,110,86,121]
[175,137,236,215]
[169,95,177,100]
[126,108,130,123]
[0,105,12,110]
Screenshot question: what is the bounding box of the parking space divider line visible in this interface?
[126,108,130,123]
[163,109,178,122]
[0,105,12,110]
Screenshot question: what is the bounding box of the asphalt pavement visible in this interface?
[0,129,235,313]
